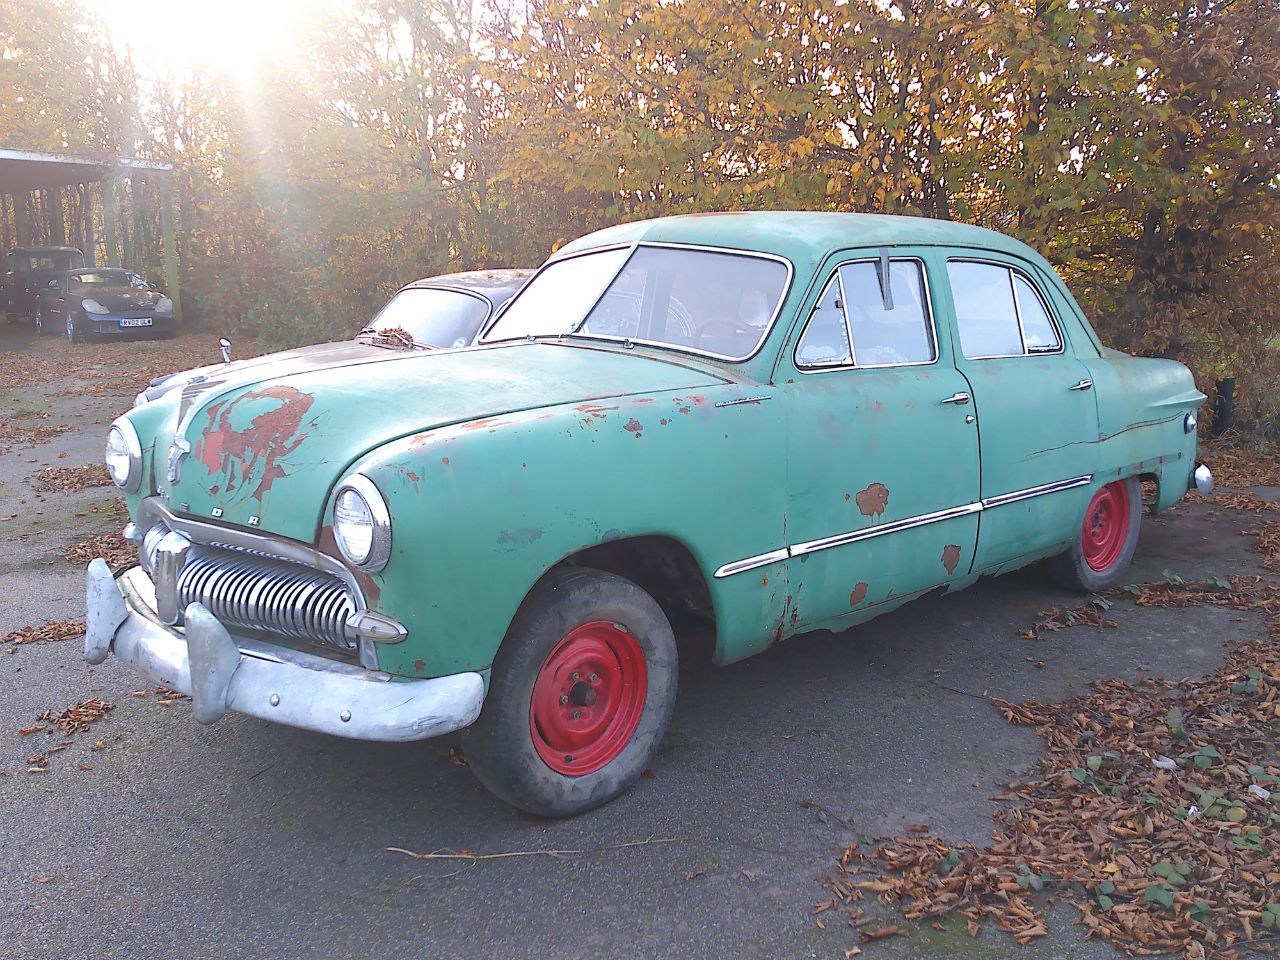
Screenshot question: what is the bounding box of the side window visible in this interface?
[948,260,1062,359]
[796,258,936,369]
[1013,274,1061,351]
[796,275,851,367]
[838,260,935,366]
[948,262,1022,358]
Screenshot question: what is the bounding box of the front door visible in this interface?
[938,254,1101,570]
[778,249,982,630]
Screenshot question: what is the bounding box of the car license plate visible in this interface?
[119,317,153,327]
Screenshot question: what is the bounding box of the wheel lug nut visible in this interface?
[571,710,581,719]
[559,695,568,704]
[570,672,580,681]
[588,673,598,683]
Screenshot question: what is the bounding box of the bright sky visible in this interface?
[95,0,336,79]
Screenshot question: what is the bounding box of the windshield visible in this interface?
[484,245,789,360]
[70,271,147,291]
[360,287,491,349]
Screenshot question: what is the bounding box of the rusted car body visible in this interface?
[85,214,1211,815]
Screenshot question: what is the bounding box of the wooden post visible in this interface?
[101,179,119,267]
[158,175,183,324]
[14,192,31,247]
[83,184,95,266]
[48,187,66,246]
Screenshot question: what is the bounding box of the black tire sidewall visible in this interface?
[1055,476,1142,592]
[463,568,678,818]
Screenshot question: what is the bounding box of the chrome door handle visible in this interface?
[940,392,971,405]
[1070,379,1093,391]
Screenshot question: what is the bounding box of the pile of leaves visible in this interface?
[0,422,73,452]
[1019,597,1118,640]
[1,619,85,646]
[33,464,112,493]
[822,585,1280,958]
[37,698,114,735]
[1200,443,1280,490]
[64,533,134,568]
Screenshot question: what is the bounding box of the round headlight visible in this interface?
[155,296,174,315]
[332,475,391,572]
[105,418,142,493]
[82,298,108,315]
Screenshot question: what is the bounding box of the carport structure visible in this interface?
[0,147,181,320]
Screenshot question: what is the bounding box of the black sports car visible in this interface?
[34,268,177,342]
[2,246,86,323]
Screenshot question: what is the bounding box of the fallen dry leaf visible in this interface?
[37,698,114,735]
[2,619,86,646]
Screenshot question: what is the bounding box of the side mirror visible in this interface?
[218,338,232,365]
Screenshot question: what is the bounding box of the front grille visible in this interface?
[175,545,357,651]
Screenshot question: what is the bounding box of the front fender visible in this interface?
[344,388,788,679]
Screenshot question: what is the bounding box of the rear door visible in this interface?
[778,248,982,629]
[936,253,1100,571]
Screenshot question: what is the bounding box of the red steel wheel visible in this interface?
[1081,481,1132,572]
[529,620,648,776]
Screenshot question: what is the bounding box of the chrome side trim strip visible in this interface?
[713,549,790,579]
[980,474,1093,510]
[790,503,983,558]
[714,396,772,408]
[713,474,1096,578]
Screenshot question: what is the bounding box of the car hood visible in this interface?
[77,287,165,312]
[153,342,727,542]
[140,340,392,402]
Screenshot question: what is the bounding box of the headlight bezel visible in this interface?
[105,417,143,493]
[81,298,109,315]
[332,474,392,573]
[154,296,174,316]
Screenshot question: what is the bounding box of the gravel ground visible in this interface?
[0,326,1260,960]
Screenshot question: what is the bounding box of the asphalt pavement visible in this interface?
[0,330,1262,960]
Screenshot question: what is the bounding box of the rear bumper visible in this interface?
[84,559,484,742]
[1193,462,1214,495]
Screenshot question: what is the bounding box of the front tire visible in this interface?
[462,568,678,817]
[34,306,46,335]
[1048,477,1141,592]
[66,314,80,343]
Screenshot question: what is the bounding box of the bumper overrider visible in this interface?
[83,555,484,743]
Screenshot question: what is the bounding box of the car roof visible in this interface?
[555,211,1050,270]
[404,268,533,296]
[10,246,83,255]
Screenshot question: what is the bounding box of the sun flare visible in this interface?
[95,0,333,78]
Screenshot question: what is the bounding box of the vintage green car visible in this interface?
[85,213,1213,816]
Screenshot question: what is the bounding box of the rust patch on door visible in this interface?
[623,418,643,437]
[941,544,961,575]
[854,482,889,518]
[849,582,868,606]
[193,385,315,502]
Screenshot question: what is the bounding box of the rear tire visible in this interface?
[1047,477,1141,592]
[462,568,678,817]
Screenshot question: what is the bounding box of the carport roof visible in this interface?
[0,147,172,194]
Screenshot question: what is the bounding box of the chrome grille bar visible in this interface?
[175,545,356,651]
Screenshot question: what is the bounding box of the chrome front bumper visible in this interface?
[84,560,484,742]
